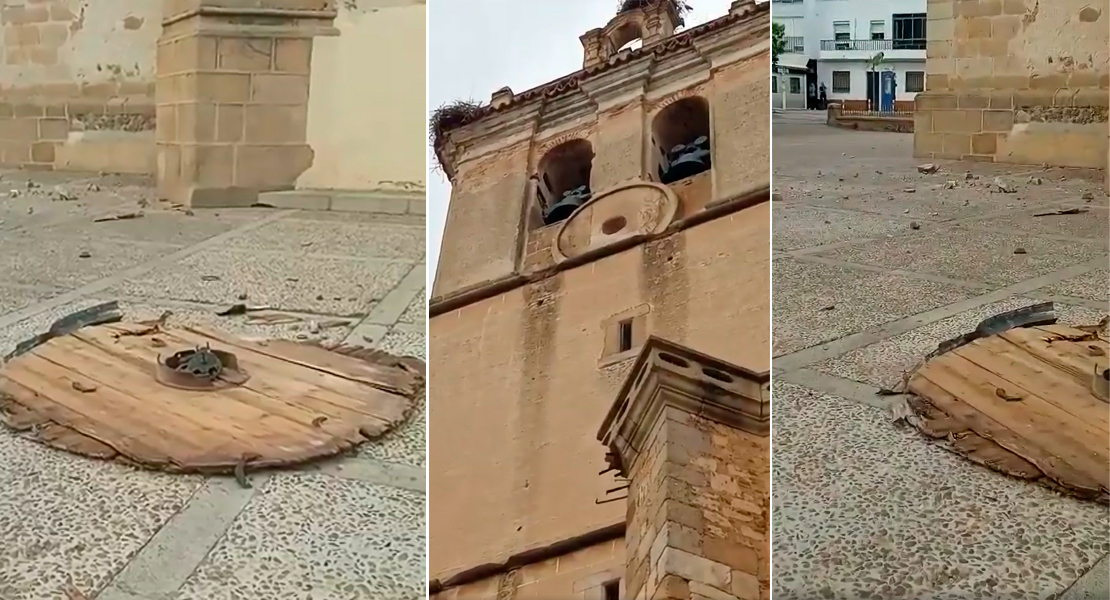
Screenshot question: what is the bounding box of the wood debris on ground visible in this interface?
[904,304,1109,503]
[0,320,424,479]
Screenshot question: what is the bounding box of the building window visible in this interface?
[833,21,850,49]
[617,319,633,352]
[603,580,620,600]
[771,75,778,93]
[789,76,801,94]
[870,20,885,40]
[832,71,850,93]
[893,13,926,50]
[651,97,711,186]
[600,306,649,365]
[535,139,594,226]
[787,36,804,53]
[905,71,925,93]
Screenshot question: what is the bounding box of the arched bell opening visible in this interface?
[610,21,644,53]
[536,139,594,226]
[651,97,712,185]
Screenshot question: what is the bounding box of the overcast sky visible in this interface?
[427,0,737,285]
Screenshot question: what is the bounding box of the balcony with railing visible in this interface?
[819,38,926,60]
[784,36,804,54]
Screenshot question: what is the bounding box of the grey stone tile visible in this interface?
[224,218,425,261]
[772,259,979,357]
[815,227,1107,287]
[0,285,63,317]
[40,210,263,247]
[176,473,425,600]
[398,289,426,324]
[772,205,915,252]
[1038,269,1110,302]
[771,381,1109,600]
[356,328,426,468]
[108,249,411,316]
[0,231,166,290]
[0,432,201,600]
[962,206,1110,242]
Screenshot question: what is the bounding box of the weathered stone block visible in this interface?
[972,132,997,154]
[217,37,274,72]
[244,104,307,144]
[250,73,309,105]
[657,547,731,593]
[215,104,244,142]
[982,109,1014,132]
[274,38,312,74]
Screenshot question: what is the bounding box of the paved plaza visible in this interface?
[771,111,1110,600]
[0,169,426,600]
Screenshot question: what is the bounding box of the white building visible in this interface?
[772,0,926,111]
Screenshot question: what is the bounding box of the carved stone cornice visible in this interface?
[597,336,770,477]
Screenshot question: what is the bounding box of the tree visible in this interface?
[772,23,787,68]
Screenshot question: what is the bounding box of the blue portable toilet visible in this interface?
[879,71,897,113]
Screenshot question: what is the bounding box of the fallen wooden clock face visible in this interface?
[907,322,1109,503]
[0,322,423,473]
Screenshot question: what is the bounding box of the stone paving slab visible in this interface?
[224,217,426,261]
[108,249,412,317]
[175,473,425,600]
[0,433,202,600]
[1039,268,1110,302]
[815,226,1108,287]
[959,205,1109,242]
[0,231,171,290]
[772,205,917,252]
[772,258,980,357]
[772,381,1109,600]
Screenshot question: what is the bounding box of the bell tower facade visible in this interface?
[430,2,772,598]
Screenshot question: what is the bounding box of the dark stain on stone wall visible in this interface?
[514,274,561,540]
[641,234,689,343]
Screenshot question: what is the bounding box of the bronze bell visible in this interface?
[661,136,711,184]
[544,185,591,225]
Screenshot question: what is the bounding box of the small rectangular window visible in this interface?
[905,71,925,93]
[771,75,778,93]
[789,77,801,94]
[603,579,620,600]
[869,20,885,40]
[832,71,851,94]
[618,319,633,352]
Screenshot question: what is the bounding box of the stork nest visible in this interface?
[618,0,692,18]
[429,99,485,172]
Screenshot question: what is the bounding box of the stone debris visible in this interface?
[1033,208,1089,217]
[994,177,1017,193]
[1081,191,1095,200]
[93,211,144,223]
[917,163,938,174]
[1028,176,1042,185]
[910,222,921,230]
[1013,247,1027,254]
[78,251,91,258]
[943,181,957,189]
[903,187,916,193]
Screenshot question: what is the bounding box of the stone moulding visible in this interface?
[551,180,680,263]
[597,336,770,478]
[163,6,340,28]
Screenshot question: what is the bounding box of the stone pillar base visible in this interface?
[155,1,338,207]
[598,338,770,600]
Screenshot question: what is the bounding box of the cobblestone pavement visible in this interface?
[770,118,1109,600]
[0,170,426,600]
